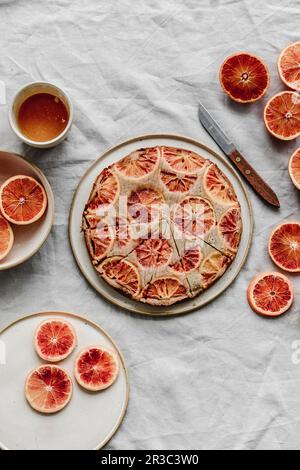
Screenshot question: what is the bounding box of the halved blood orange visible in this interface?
[160,170,197,193]
[0,175,47,225]
[85,168,120,215]
[98,256,141,297]
[204,164,237,206]
[141,277,188,305]
[288,148,300,190]
[34,318,77,362]
[0,215,14,261]
[264,91,300,140]
[174,196,216,238]
[75,346,119,392]
[136,238,173,268]
[25,365,73,414]
[218,207,242,253]
[162,147,206,174]
[115,147,159,179]
[170,247,202,273]
[127,188,164,224]
[278,41,300,91]
[247,272,294,317]
[220,52,270,103]
[200,252,231,289]
[268,222,300,272]
[84,221,113,264]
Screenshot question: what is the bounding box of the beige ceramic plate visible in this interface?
[0,152,55,270]
[69,134,253,316]
[0,311,129,450]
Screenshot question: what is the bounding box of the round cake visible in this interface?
[82,146,242,306]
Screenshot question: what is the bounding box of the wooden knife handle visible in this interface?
[228,149,280,208]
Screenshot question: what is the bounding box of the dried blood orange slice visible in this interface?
[174,196,216,238]
[141,277,188,305]
[278,41,300,91]
[170,247,202,274]
[218,207,242,253]
[84,221,113,264]
[200,252,231,289]
[85,168,120,215]
[127,188,164,224]
[25,365,73,414]
[268,222,300,272]
[75,346,119,392]
[288,148,300,190]
[204,164,237,206]
[247,272,294,317]
[0,215,14,261]
[34,318,77,362]
[162,147,206,174]
[220,52,269,103]
[0,175,47,225]
[115,147,159,179]
[160,170,197,193]
[264,91,300,141]
[136,238,173,268]
[99,256,141,297]
[114,217,131,249]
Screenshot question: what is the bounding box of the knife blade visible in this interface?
[198,102,280,208]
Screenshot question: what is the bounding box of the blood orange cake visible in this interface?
[82,147,242,306]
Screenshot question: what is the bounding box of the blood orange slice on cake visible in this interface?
[218,207,242,253]
[160,170,197,194]
[127,188,164,224]
[170,247,202,274]
[247,272,293,317]
[141,277,188,305]
[0,175,47,225]
[25,365,73,414]
[264,91,300,141]
[278,41,300,91]
[98,256,141,297]
[173,196,216,239]
[200,252,231,289]
[204,164,237,206]
[34,318,77,362]
[0,215,14,261]
[74,346,119,392]
[288,148,300,190]
[135,237,173,268]
[161,147,206,173]
[268,222,300,272]
[220,52,269,103]
[115,147,159,179]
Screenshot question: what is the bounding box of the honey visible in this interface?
[18,93,69,142]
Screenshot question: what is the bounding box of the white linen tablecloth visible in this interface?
[0,0,300,450]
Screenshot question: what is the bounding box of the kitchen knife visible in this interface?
[198,102,280,208]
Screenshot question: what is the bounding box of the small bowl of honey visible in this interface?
[9,81,73,148]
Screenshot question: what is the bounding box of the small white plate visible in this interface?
[0,311,129,450]
[69,134,253,316]
[0,152,54,270]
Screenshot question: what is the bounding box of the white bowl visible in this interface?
[0,151,55,270]
[9,82,73,149]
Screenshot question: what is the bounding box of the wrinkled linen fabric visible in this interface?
[0,0,300,451]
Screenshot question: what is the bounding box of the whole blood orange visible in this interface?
[278,41,300,91]
[25,365,73,414]
[0,175,47,225]
[0,215,14,261]
[220,52,270,103]
[268,222,300,272]
[247,272,293,317]
[74,346,119,392]
[288,148,300,190]
[264,91,300,140]
[34,318,77,362]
